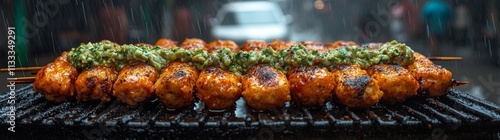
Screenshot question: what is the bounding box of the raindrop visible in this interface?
[81,1,88,26]
[130,7,135,22]
[51,32,56,54]
[491,13,497,32]
[426,24,430,38]
[118,15,123,31]
[156,20,161,33]
[111,0,115,8]
[34,57,39,67]
[343,16,346,29]
[2,10,7,29]
[196,20,201,35]
[110,28,116,42]
[68,38,73,50]
[438,17,442,32]
[146,22,150,38]
[488,40,492,57]
[483,35,487,48]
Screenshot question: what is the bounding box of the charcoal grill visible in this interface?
[1,84,499,139]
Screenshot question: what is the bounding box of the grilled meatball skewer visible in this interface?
[196,67,242,110]
[242,64,291,110]
[242,40,269,51]
[360,42,454,98]
[405,52,453,97]
[155,38,178,49]
[367,64,419,104]
[331,65,384,108]
[75,66,118,102]
[154,39,206,109]
[154,62,199,109]
[207,40,240,53]
[112,62,158,105]
[181,38,208,51]
[270,40,298,51]
[33,52,79,102]
[196,42,242,110]
[287,66,335,107]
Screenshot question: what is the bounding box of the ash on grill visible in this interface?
[1,84,499,139]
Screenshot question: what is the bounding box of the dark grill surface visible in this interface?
[1,84,500,139]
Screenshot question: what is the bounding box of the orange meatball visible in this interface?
[242,40,269,51]
[181,38,207,51]
[287,66,335,107]
[367,64,419,104]
[207,40,240,53]
[155,62,199,109]
[242,64,291,110]
[329,40,359,50]
[75,66,118,102]
[112,62,158,105]
[33,52,78,102]
[270,40,298,51]
[196,67,242,110]
[405,52,452,97]
[406,52,434,69]
[302,41,327,53]
[331,65,383,108]
[155,38,178,49]
[407,64,453,97]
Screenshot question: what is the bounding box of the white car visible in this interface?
[210,1,292,45]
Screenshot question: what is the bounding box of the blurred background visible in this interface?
[1,0,499,104]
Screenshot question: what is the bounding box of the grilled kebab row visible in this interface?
[33,38,455,110]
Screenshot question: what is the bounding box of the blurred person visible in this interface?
[421,0,452,55]
[390,0,419,42]
[100,5,128,44]
[171,2,193,43]
[390,1,408,41]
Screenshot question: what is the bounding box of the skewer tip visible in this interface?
[451,79,469,87]
[428,56,462,61]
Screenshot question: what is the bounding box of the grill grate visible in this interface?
[1,84,499,139]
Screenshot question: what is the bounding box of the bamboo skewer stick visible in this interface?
[0,66,43,72]
[7,77,36,83]
[451,79,469,87]
[428,56,462,61]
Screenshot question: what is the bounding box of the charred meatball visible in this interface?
[112,62,158,105]
[155,62,199,109]
[33,52,78,102]
[270,40,299,51]
[196,67,242,110]
[331,65,383,108]
[406,64,453,97]
[242,64,291,110]
[329,40,359,50]
[181,38,207,51]
[207,40,240,53]
[242,40,269,51]
[405,52,452,97]
[367,64,418,104]
[406,52,434,69]
[155,38,178,49]
[287,66,335,107]
[75,66,118,102]
[302,41,327,53]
